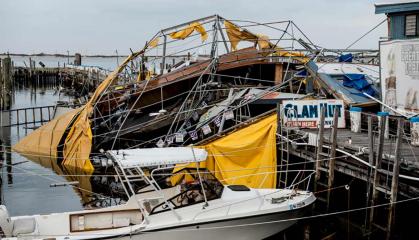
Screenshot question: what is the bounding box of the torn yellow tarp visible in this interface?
[256,34,272,50]
[61,54,141,171]
[174,114,277,188]
[62,105,94,171]
[274,48,308,63]
[149,37,159,48]
[224,20,308,63]
[169,22,208,42]
[224,20,257,51]
[13,108,81,158]
[13,47,146,172]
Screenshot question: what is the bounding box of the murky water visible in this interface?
[1,89,85,216]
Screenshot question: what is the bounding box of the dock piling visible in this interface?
[386,118,403,240]
[315,107,325,189]
[369,112,388,230]
[327,107,339,211]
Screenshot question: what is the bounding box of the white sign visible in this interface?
[380,39,419,114]
[282,99,345,128]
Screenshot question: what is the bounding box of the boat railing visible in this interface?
[192,169,315,221]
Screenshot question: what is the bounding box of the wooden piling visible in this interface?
[327,107,339,211]
[369,113,387,229]
[161,35,167,75]
[364,116,374,229]
[315,107,326,189]
[386,118,403,240]
[0,58,2,109]
[2,57,12,109]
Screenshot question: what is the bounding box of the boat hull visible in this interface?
[114,206,310,240]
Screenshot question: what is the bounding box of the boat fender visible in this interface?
[0,205,13,237]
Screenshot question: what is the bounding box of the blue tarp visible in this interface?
[339,53,353,63]
[343,74,376,97]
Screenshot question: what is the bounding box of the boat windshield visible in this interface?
[150,168,224,214]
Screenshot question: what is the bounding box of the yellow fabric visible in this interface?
[224,20,257,51]
[224,20,308,63]
[173,114,277,188]
[169,22,208,42]
[224,21,276,51]
[13,50,144,172]
[61,53,141,171]
[256,34,272,49]
[62,105,94,172]
[149,37,159,48]
[274,48,309,63]
[13,108,81,158]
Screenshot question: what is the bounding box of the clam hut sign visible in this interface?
[282,99,345,128]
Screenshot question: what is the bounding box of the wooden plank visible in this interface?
[274,63,283,85]
[386,119,404,240]
[327,107,339,210]
[369,114,387,229]
[315,107,326,184]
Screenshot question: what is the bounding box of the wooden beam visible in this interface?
[386,119,404,240]
[327,107,339,211]
[315,107,326,188]
[161,35,167,75]
[274,63,283,85]
[369,113,387,230]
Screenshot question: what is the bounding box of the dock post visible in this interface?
[386,118,403,240]
[411,117,419,146]
[0,58,2,109]
[315,107,325,191]
[304,224,311,240]
[2,57,12,109]
[161,35,167,75]
[276,102,282,187]
[364,115,374,230]
[327,107,339,211]
[369,112,388,229]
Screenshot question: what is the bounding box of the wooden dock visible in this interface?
[279,110,419,239]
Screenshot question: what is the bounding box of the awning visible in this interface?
[174,113,277,188]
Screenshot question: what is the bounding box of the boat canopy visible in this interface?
[108,147,208,168]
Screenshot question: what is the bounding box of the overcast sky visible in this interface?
[0,0,392,55]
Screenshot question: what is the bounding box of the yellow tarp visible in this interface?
[14,52,142,173]
[13,108,81,158]
[224,20,257,51]
[174,114,277,188]
[169,22,208,42]
[62,105,94,171]
[224,20,308,63]
[61,54,141,171]
[149,37,159,48]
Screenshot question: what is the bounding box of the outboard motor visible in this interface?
[0,205,13,237]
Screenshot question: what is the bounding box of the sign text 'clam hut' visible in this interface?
[282,100,346,128]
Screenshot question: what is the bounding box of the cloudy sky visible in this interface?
[0,0,391,55]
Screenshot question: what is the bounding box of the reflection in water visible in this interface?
[20,152,126,210]
[1,89,126,216]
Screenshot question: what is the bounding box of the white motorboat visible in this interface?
[0,147,316,240]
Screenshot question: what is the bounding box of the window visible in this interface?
[405,14,417,36]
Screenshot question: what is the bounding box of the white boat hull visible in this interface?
[100,205,310,240]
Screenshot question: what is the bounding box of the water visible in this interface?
[1,89,84,216]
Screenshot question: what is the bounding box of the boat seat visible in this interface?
[12,218,36,236]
